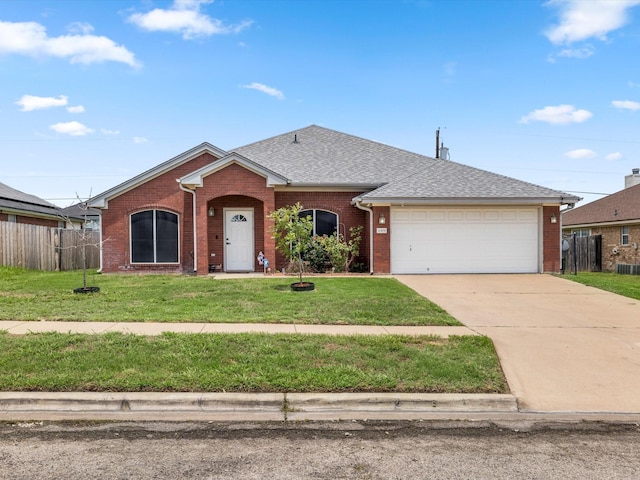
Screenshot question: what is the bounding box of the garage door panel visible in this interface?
[391,207,539,274]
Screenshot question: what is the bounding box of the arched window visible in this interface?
[130,210,179,263]
[300,209,338,236]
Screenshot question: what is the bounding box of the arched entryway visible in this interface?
[206,195,265,272]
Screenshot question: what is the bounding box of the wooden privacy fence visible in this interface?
[0,221,99,271]
[563,234,602,273]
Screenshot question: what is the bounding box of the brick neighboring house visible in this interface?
[562,169,640,270]
[88,125,579,275]
[0,181,63,227]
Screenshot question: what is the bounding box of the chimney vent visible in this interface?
[625,168,640,188]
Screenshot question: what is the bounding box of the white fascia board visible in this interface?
[88,142,228,208]
[0,207,61,221]
[179,152,289,188]
[355,197,575,206]
[284,182,380,191]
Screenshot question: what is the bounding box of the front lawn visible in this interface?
[0,267,458,326]
[0,331,506,393]
[560,272,640,301]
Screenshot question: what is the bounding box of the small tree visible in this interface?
[58,192,106,293]
[268,203,313,285]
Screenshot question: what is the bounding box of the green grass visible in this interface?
[559,272,640,301]
[0,331,506,393]
[0,267,458,325]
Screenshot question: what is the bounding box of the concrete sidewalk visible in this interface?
[0,321,475,338]
[396,274,640,413]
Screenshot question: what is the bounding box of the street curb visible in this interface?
[0,392,517,421]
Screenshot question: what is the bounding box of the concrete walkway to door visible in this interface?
[396,274,640,413]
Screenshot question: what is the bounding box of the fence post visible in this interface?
[572,232,577,275]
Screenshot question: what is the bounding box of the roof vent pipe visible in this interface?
[293,134,298,144]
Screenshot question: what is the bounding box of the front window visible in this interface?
[621,226,630,245]
[131,210,179,263]
[300,209,338,236]
[571,229,590,237]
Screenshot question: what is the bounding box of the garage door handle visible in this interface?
[226,242,231,245]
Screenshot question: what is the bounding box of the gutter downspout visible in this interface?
[97,212,103,273]
[353,198,374,274]
[178,182,197,273]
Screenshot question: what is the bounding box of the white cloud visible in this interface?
[564,148,597,159]
[128,0,252,40]
[15,94,68,111]
[0,20,138,67]
[242,82,285,100]
[544,0,640,45]
[67,105,85,113]
[556,45,595,59]
[49,121,94,136]
[101,128,120,135]
[606,152,623,161]
[628,81,640,88]
[66,22,94,35]
[519,104,592,125]
[133,136,148,144]
[612,99,640,111]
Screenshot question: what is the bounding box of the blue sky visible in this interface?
[2,0,640,207]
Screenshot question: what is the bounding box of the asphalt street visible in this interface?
[2,421,640,479]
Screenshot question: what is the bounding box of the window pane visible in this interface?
[131,211,154,262]
[299,210,314,222]
[156,211,178,262]
[315,210,337,236]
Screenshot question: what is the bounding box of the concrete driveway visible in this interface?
[396,274,640,413]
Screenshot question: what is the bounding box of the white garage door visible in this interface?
[391,207,540,274]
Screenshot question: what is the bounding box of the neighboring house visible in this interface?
[59,203,101,231]
[562,169,640,270]
[88,125,579,275]
[0,181,63,228]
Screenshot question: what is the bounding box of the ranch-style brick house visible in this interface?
[562,169,640,271]
[88,125,580,275]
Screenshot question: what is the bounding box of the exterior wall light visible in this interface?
[208,207,215,217]
[378,212,386,225]
[550,213,557,224]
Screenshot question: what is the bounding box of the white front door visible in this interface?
[224,209,254,271]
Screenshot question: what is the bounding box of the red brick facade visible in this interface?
[542,205,561,273]
[100,152,217,273]
[0,213,59,228]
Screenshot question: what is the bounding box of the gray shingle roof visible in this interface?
[0,181,61,218]
[563,182,640,226]
[234,125,577,202]
[361,159,571,201]
[233,125,437,186]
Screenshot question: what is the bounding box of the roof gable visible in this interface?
[563,183,640,226]
[179,152,288,187]
[88,142,227,208]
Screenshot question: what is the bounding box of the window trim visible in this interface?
[130,209,180,264]
[621,226,630,246]
[300,208,339,236]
